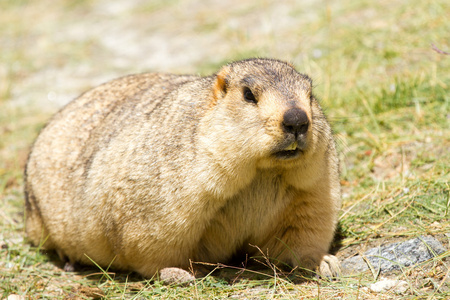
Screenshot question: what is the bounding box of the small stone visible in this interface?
[159,267,195,285]
[394,281,409,294]
[9,237,24,245]
[370,278,408,294]
[63,262,76,272]
[1,240,8,249]
[7,295,26,300]
[5,262,15,269]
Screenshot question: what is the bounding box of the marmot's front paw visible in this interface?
[318,254,341,278]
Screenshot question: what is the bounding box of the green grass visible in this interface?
[1,0,449,298]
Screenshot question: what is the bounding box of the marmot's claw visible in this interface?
[318,254,341,279]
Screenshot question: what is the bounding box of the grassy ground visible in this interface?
[1,0,449,298]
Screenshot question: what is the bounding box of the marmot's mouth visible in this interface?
[273,141,303,159]
[273,148,302,159]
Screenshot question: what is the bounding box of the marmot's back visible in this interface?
[25,58,341,278]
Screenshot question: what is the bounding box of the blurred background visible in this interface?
[2,0,448,111]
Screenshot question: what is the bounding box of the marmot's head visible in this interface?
[205,58,325,168]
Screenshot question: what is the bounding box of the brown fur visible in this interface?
[24,58,341,278]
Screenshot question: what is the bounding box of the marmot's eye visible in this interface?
[243,87,257,104]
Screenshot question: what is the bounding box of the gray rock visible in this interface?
[342,235,446,275]
[341,255,370,274]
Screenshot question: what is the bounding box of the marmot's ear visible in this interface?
[213,66,230,101]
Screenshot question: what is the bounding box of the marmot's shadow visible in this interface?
[41,222,346,285]
[42,243,344,285]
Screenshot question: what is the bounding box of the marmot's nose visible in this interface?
[282,108,309,136]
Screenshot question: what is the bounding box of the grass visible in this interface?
[1,0,449,298]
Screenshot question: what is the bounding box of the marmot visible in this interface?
[24,58,341,278]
